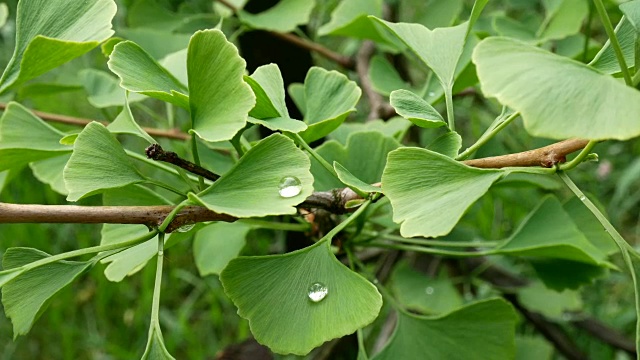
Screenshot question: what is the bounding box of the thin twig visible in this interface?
[0,102,189,141]
[146,144,220,181]
[356,41,395,120]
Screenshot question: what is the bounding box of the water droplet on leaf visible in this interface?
[158,250,164,256]
[278,176,302,198]
[308,282,328,302]
[428,92,435,97]
[425,286,434,295]
[579,195,586,201]
[177,223,195,232]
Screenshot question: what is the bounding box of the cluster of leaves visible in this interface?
[1,0,640,359]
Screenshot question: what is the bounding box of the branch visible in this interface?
[0,203,235,233]
[462,138,590,168]
[0,102,189,141]
[356,41,395,120]
[146,144,220,181]
[215,0,354,69]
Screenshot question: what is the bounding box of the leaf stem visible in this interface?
[151,233,165,324]
[457,111,520,160]
[365,231,501,248]
[191,134,205,190]
[593,0,633,85]
[559,140,598,170]
[290,132,340,180]
[365,241,494,257]
[321,200,371,243]
[15,230,159,273]
[158,199,192,232]
[444,87,455,131]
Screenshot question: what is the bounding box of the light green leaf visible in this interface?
[108,41,189,109]
[538,0,588,42]
[382,148,503,238]
[334,162,382,194]
[311,131,400,191]
[244,64,307,133]
[427,131,462,158]
[159,49,188,88]
[220,239,382,355]
[621,1,640,32]
[474,37,640,140]
[373,299,516,360]
[107,97,155,143]
[288,82,306,116]
[141,325,176,360]
[189,134,313,217]
[118,28,190,60]
[64,122,146,201]
[589,17,636,74]
[2,248,94,338]
[0,0,116,94]
[390,262,463,314]
[299,67,361,143]
[368,55,412,96]
[497,196,610,266]
[389,89,445,128]
[0,102,70,172]
[399,0,463,29]
[79,69,125,108]
[516,336,553,360]
[371,19,469,89]
[238,0,315,33]
[188,29,255,143]
[0,269,23,289]
[329,117,411,144]
[194,222,251,276]
[318,0,390,43]
[30,154,71,195]
[0,4,7,29]
[516,281,581,320]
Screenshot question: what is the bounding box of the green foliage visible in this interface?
[1,0,640,358]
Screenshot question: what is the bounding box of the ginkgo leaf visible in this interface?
[382,147,503,238]
[0,0,116,94]
[473,37,640,140]
[193,222,251,276]
[318,0,390,43]
[107,97,155,143]
[221,239,382,355]
[390,89,446,128]
[64,122,145,201]
[188,30,255,143]
[238,0,315,33]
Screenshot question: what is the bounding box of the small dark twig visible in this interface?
[146,144,220,181]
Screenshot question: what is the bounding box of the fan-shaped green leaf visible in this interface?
[220,239,382,355]
[368,55,412,96]
[382,148,503,238]
[0,0,116,94]
[318,0,390,43]
[30,154,70,195]
[2,248,94,338]
[390,89,445,128]
[329,117,411,144]
[334,162,381,195]
[563,197,619,255]
[372,299,516,360]
[238,0,315,33]
[497,195,610,266]
[189,134,313,217]
[299,67,361,143]
[516,281,581,320]
[0,4,7,29]
[245,64,307,133]
[107,97,155,143]
[427,131,461,158]
[311,131,400,191]
[474,37,640,140]
[188,29,255,142]
[64,122,145,201]
[538,0,589,42]
[531,259,606,291]
[0,102,70,171]
[589,17,636,74]
[194,222,251,276]
[108,41,189,109]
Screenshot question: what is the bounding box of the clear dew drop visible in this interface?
[308,282,328,303]
[425,286,435,295]
[177,223,195,233]
[278,176,302,198]
[158,250,164,256]
[579,195,586,201]
[428,92,435,97]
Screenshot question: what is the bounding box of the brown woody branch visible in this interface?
[0,102,189,141]
[146,144,220,181]
[215,0,354,69]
